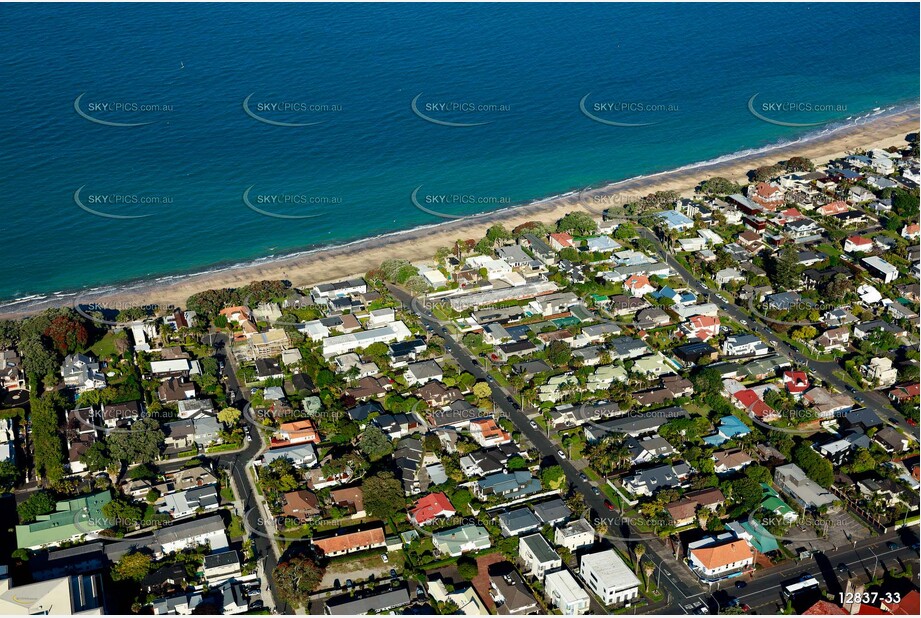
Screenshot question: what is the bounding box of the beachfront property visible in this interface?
[321,320,412,357]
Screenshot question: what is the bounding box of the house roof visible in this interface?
[690,539,751,570]
[410,492,454,524]
[313,528,385,555]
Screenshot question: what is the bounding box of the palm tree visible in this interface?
[633,544,646,575]
[643,560,656,592]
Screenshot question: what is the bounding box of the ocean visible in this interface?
[0,2,917,305]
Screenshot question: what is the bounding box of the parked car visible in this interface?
[592,487,601,496]
[604,500,615,510]
[734,581,746,589]
[529,420,538,429]
[887,541,899,550]
[557,449,567,459]
[381,553,389,563]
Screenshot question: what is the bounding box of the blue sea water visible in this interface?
[0,2,917,303]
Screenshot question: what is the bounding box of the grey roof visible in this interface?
[204,550,240,569]
[326,588,410,616]
[532,498,572,524]
[520,533,561,563]
[499,507,541,533]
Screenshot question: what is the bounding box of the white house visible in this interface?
[554,518,595,552]
[722,334,769,357]
[519,533,562,582]
[545,569,590,615]
[579,549,640,606]
[322,321,412,358]
[687,538,753,580]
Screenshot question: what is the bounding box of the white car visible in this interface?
[557,450,567,460]
[381,553,389,563]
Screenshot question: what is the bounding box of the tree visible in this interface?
[744,464,772,485]
[613,223,638,240]
[103,497,144,529]
[359,425,394,462]
[767,244,800,290]
[633,544,645,575]
[79,442,111,473]
[506,455,528,471]
[106,417,164,465]
[30,392,66,484]
[472,381,492,401]
[17,491,57,523]
[0,460,19,489]
[19,334,58,383]
[458,555,479,580]
[726,477,762,514]
[111,551,152,581]
[557,212,597,236]
[362,472,405,519]
[790,325,818,341]
[217,407,241,425]
[541,465,566,490]
[43,313,89,355]
[486,224,511,243]
[783,156,815,172]
[792,443,834,488]
[698,177,741,196]
[692,367,723,396]
[273,554,326,607]
[545,340,572,367]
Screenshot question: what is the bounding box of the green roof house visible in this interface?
[760,483,797,524]
[16,491,112,550]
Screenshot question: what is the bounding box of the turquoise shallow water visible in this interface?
[0,2,917,303]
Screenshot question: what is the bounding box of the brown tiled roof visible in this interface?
[313,527,385,555]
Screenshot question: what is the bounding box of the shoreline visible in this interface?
[2,106,918,319]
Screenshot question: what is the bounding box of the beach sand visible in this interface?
[4,108,918,318]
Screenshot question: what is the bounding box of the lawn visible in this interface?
[89,331,122,359]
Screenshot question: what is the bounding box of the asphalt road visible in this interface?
[210,330,291,615]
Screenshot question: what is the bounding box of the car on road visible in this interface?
[557,449,566,459]
[734,581,746,589]
[908,418,917,427]
[741,604,751,612]
[529,420,538,429]
[592,487,601,496]
[604,499,615,510]
[837,563,849,574]
[887,541,899,550]
[579,473,588,482]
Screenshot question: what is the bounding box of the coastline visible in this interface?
[3,106,918,319]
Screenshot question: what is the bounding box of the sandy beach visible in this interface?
[3,108,918,319]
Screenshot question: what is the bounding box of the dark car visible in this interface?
[734,581,746,589]
[390,569,397,578]
[592,487,601,496]
[837,563,849,574]
[579,473,588,482]
[887,541,899,550]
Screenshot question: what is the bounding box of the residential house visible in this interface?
[432,525,491,557]
[408,492,455,526]
[499,507,542,537]
[280,490,321,522]
[687,538,753,580]
[519,533,562,581]
[61,353,106,392]
[774,463,836,511]
[313,527,386,557]
[579,549,640,606]
[722,334,769,357]
[555,517,595,552]
[545,569,590,615]
[622,463,691,497]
